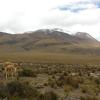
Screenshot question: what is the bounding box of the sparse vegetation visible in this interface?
[0,63,100,100]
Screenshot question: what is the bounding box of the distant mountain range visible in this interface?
[0,29,100,55]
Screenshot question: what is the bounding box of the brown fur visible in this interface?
[3,62,18,79]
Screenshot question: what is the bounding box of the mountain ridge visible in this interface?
[0,29,100,55]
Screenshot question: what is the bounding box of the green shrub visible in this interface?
[44,91,58,100]
[38,91,58,100]
[7,81,39,99]
[19,69,37,77]
[63,76,80,88]
[94,78,100,85]
[0,85,8,98]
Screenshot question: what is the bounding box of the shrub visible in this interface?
[19,69,37,77]
[44,91,58,100]
[48,78,57,88]
[80,95,98,100]
[7,81,24,97]
[0,84,8,98]
[80,84,99,95]
[94,78,100,85]
[7,81,39,99]
[64,85,73,96]
[63,76,81,88]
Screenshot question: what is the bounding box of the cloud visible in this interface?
[58,1,97,12]
[0,0,100,40]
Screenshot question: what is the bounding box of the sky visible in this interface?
[0,0,100,40]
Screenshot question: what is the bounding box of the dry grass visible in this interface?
[0,51,100,64]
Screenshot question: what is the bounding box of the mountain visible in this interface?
[0,29,100,55]
[75,32,97,41]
